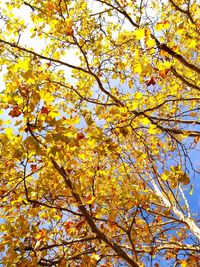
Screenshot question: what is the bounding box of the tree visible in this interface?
[0,0,200,266]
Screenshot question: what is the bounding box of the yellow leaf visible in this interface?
[188,39,197,48]
[49,110,60,118]
[91,253,100,261]
[135,28,145,40]
[53,51,60,60]
[41,92,54,104]
[66,116,80,125]
[161,173,168,181]
[146,38,155,47]
[13,58,29,71]
[163,61,172,69]
[135,48,139,58]
[79,153,86,160]
[86,196,96,205]
[148,125,157,134]
[133,62,142,74]
[155,21,170,31]
[135,92,142,100]
[181,260,187,267]
[5,127,13,137]
[140,117,150,125]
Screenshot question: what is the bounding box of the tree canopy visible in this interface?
[0,0,200,266]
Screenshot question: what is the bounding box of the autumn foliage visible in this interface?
[0,0,200,266]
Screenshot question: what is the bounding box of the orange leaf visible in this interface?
[76,220,85,230]
[159,69,170,78]
[77,132,85,140]
[8,106,22,117]
[86,195,95,205]
[66,24,74,36]
[30,164,37,172]
[64,221,73,230]
[41,106,49,115]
